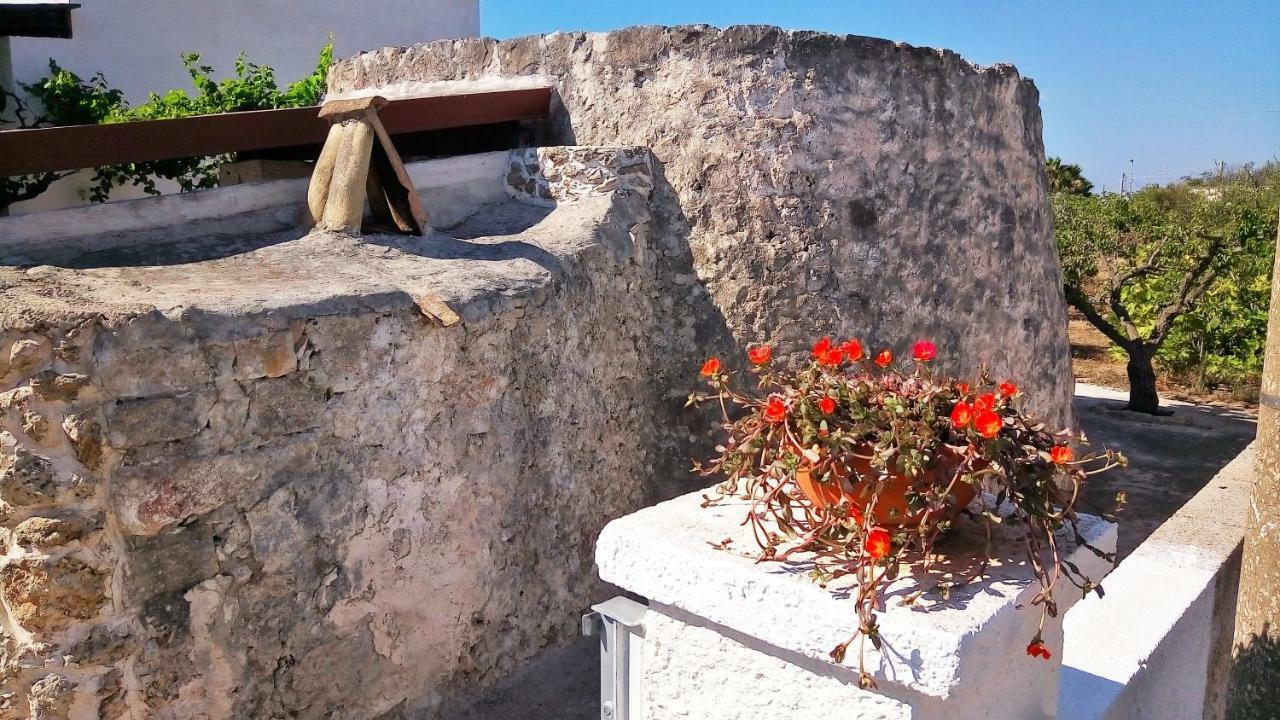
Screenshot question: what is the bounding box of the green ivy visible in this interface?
[2,41,333,210]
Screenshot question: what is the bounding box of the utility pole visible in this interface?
[1228,209,1280,717]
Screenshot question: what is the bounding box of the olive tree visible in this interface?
[1054,170,1276,414]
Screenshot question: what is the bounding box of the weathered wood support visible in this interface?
[307,96,428,236]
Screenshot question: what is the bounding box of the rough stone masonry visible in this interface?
[330,24,1074,429]
[0,25,1074,720]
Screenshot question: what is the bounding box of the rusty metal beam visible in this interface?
[0,87,552,176]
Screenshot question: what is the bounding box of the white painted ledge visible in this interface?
[597,488,1116,718]
[1060,443,1254,720]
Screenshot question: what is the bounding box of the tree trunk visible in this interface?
[1125,345,1163,414]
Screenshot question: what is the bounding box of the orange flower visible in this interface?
[839,339,864,361]
[955,381,970,396]
[700,357,721,376]
[848,505,864,525]
[975,409,1002,439]
[973,392,996,412]
[999,380,1018,398]
[1050,445,1074,464]
[818,347,844,367]
[950,401,973,429]
[818,396,836,414]
[763,396,788,423]
[874,350,893,368]
[864,527,892,559]
[748,345,773,365]
[912,340,937,362]
[812,336,834,360]
[1026,641,1052,660]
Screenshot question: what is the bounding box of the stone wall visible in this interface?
[329,24,1075,430]
[0,147,701,718]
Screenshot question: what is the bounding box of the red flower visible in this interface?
[812,336,834,360]
[818,347,844,367]
[973,392,996,412]
[839,339,864,361]
[700,357,721,376]
[950,401,973,430]
[763,396,788,423]
[748,345,773,365]
[1026,641,1052,660]
[999,380,1018,398]
[912,340,937,363]
[874,350,893,368]
[864,527,892,559]
[818,396,836,414]
[975,409,1003,439]
[1050,446,1074,465]
[955,381,970,396]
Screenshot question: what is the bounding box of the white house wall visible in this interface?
[10,0,480,104]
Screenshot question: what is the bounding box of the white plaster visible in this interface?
[597,488,1116,718]
[641,608,912,720]
[0,150,511,253]
[1059,443,1255,720]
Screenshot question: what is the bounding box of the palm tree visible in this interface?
[1046,157,1095,196]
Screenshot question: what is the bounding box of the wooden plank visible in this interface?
[0,87,552,176]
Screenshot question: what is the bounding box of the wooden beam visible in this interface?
[0,87,552,176]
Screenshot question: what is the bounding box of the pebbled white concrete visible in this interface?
[597,488,1116,718]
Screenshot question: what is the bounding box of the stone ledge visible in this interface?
[1060,443,1255,720]
[597,488,1116,703]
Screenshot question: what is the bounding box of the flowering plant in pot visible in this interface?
[690,337,1126,688]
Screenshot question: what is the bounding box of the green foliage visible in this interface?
[1046,156,1094,196]
[1054,163,1280,393]
[2,42,333,210]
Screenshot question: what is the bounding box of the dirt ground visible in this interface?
[1068,317,1258,555]
[1069,317,1258,409]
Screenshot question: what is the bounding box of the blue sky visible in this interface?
[480,0,1279,192]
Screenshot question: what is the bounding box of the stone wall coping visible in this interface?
[1059,442,1255,720]
[596,488,1116,700]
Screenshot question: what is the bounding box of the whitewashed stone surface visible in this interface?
[598,489,1116,718]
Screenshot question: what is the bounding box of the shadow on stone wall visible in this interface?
[1226,623,1280,718]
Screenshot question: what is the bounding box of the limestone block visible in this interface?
[113,436,317,535]
[14,510,102,548]
[0,556,107,633]
[103,392,215,448]
[6,336,52,383]
[0,446,59,506]
[122,520,217,603]
[246,375,325,437]
[29,372,92,403]
[26,674,73,720]
[231,330,299,380]
[61,414,104,471]
[94,343,213,398]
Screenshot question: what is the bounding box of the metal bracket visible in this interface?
[582,596,648,720]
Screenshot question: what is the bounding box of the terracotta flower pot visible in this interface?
[794,451,977,527]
